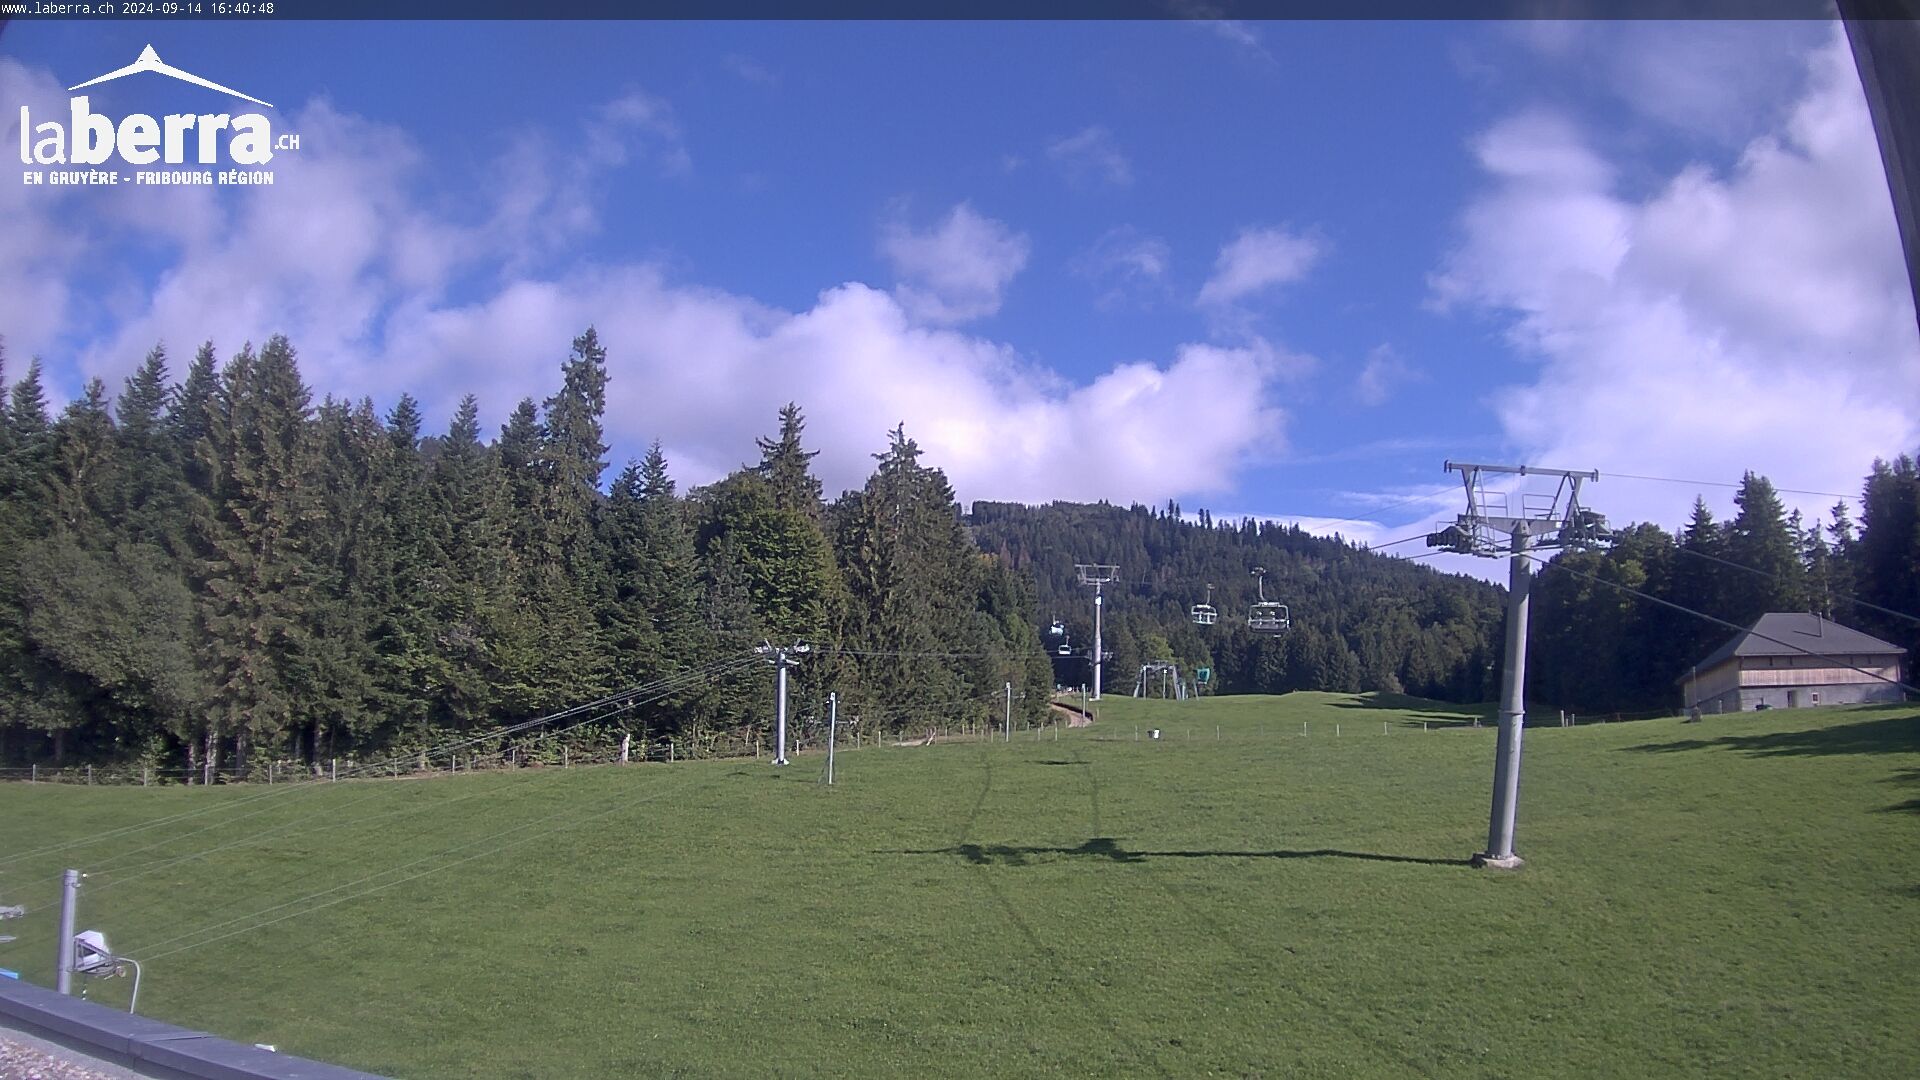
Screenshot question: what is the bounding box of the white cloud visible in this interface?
[1046,125,1133,188]
[722,53,779,87]
[1434,26,1920,536]
[1354,344,1422,407]
[1162,0,1274,64]
[1,69,1302,510]
[1198,225,1327,308]
[1071,226,1172,309]
[0,59,91,364]
[1505,21,1829,145]
[879,203,1031,324]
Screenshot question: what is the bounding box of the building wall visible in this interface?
[1682,655,1905,710]
[1735,682,1906,711]
[1682,660,1742,707]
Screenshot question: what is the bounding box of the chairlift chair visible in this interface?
[1247,567,1291,634]
[1190,583,1218,626]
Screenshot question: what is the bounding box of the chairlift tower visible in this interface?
[1426,462,1609,869]
[1074,564,1119,701]
[754,642,811,766]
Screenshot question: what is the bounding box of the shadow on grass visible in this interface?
[1884,766,1920,815]
[894,836,1462,868]
[1624,713,1920,760]
[1326,692,1489,725]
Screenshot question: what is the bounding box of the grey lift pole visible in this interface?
[826,692,838,786]
[1487,524,1532,866]
[1427,461,1608,869]
[755,642,810,767]
[1075,564,1118,701]
[1004,681,1012,742]
[56,869,78,995]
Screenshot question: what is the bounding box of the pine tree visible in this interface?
[427,395,511,731]
[1725,472,1807,626]
[755,402,824,518]
[1856,455,1920,656]
[192,337,319,776]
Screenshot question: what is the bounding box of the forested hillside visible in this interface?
[3,328,1912,774]
[968,502,1507,702]
[0,331,1053,774]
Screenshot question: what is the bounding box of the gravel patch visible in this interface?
[0,1032,134,1080]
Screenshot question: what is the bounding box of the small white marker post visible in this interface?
[826,693,839,785]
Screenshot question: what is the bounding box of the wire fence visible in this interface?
[0,715,1041,788]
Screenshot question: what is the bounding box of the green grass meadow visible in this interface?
[1,693,1916,1078]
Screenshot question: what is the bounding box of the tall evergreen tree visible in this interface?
[192,337,320,776]
[1724,472,1807,626]
[755,402,824,519]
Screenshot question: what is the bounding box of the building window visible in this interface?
[1812,692,1820,704]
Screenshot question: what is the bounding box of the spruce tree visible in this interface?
[1725,472,1807,626]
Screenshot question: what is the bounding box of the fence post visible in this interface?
[87,765,93,785]
[331,758,337,782]
[142,767,150,787]
[31,764,36,783]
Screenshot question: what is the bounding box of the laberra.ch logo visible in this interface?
[17,44,299,187]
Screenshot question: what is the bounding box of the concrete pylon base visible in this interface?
[1470,852,1524,870]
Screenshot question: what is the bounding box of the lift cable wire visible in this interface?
[1670,546,1920,628]
[119,658,764,960]
[133,769,700,964]
[8,658,760,917]
[1604,470,1857,503]
[1521,552,1920,696]
[0,653,760,871]
[41,661,733,899]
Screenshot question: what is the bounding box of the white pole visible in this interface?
[55,870,78,995]
[1004,682,1012,743]
[1092,588,1105,701]
[827,692,838,786]
[774,652,791,766]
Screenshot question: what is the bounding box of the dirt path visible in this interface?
[1051,703,1095,728]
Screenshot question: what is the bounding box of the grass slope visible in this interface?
[1,694,1915,1078]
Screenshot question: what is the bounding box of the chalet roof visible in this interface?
[1683,613,1908,680]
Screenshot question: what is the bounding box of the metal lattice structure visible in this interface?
[1425,462,1610,557]
[1132,661,1189,700]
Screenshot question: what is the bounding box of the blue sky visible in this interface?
[3,19,1915,574]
